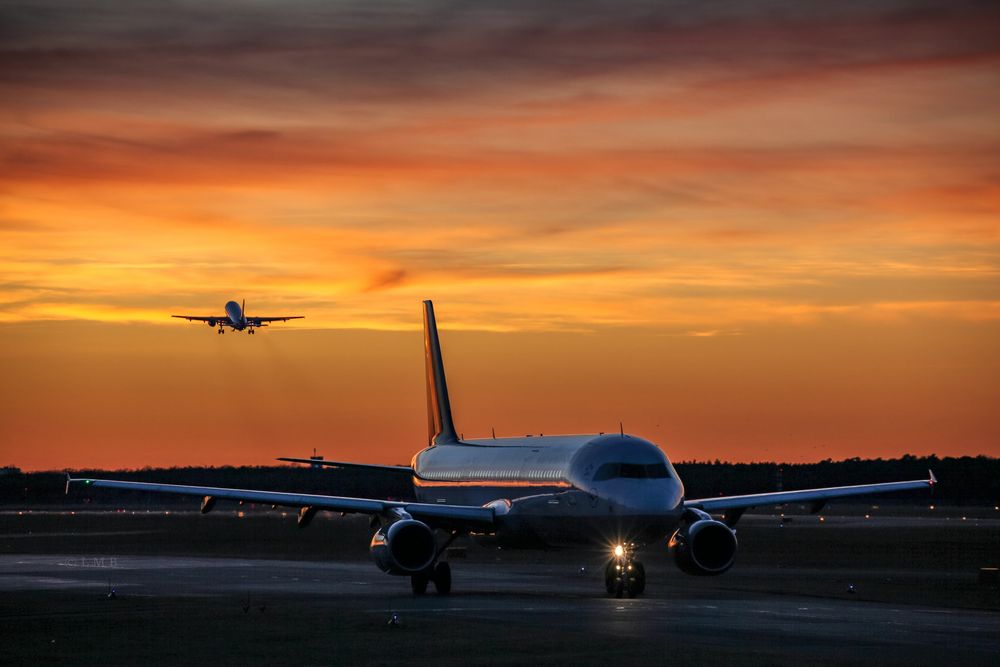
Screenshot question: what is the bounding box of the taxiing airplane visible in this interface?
[172,299,303,334]
[70,301,935,597]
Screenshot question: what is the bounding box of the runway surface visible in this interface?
[2,553,997,666]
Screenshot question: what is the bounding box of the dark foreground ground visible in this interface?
[1,509,998,666]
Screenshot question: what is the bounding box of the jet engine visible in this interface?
[669,519,738,576]
[370,519,436,575]
[206,319,216,327]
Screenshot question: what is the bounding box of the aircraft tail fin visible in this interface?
[423,300,459,446]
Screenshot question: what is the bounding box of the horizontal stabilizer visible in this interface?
[276,457,412,475]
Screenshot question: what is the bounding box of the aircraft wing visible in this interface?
[684,471,936,513]
[250,316,304,322]
[66,477,493,529]
[277,457,412,475]
[171,315,228,322]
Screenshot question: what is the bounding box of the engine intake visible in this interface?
[669,519,738,576]
[370,519,436,575]
[207,319,216,327]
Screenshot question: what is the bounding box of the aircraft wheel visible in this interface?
[604,561,617,595]
[411,571,429,595]
[432,561,451,595]
[628,561,646,597]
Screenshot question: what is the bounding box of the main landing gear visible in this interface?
[410,530,460,595]
[605,543,645,598]
[217,327,225,335]
[410,561,451,595]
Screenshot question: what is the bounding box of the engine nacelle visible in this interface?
[370,519,436,575]
[207,319,216,327]
[669,519,738,576]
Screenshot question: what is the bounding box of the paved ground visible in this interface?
[2,553,997,666]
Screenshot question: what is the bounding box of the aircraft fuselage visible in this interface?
[412,433,685,549]
[224,300,246,330]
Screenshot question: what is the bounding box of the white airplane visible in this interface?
[172,299,303,334]
[69,301,935,597]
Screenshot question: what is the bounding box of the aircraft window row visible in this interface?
[592,462,670,481]
[424,469,563,481]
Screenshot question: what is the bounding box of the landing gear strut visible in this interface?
[605,543,645,598]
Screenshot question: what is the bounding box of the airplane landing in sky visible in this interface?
[172,299,303,334]
[72,301,935,597]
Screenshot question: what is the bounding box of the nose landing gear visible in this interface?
[605,543,645,598]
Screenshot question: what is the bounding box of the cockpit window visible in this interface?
[593,462,670,481]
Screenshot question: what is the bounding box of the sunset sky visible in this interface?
[2,1,998,471]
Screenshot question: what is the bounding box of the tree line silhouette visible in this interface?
[1,455,996,507]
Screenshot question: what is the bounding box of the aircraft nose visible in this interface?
[618,478,684,514]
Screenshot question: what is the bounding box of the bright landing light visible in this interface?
[613,544,625,558]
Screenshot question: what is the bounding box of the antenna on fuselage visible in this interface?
[423,300,459,446]
[619,422,624,438]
